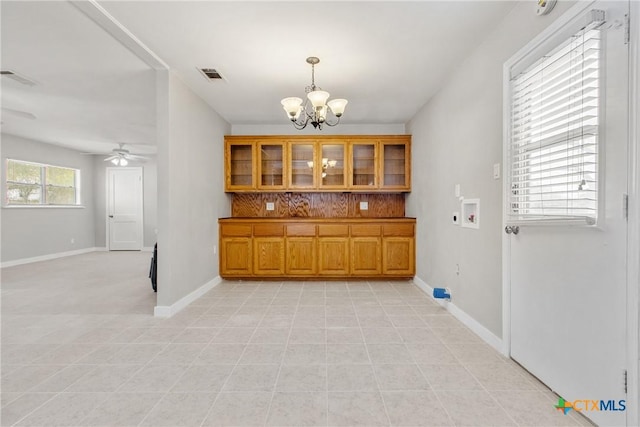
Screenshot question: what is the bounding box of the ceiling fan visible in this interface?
[103,143,149,166]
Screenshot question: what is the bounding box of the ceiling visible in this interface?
[1,1,516,153]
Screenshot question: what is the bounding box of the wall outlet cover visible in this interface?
[266,202,275,211]
[493,163,501,180]
[360,201,369,210]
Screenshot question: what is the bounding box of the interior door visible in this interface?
[107,167,143,250]
[507,3,629,426]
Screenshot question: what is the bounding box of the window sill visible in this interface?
[2,205,86,209]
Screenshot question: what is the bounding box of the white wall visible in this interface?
[0,133,96,262]
[406,1,575,338]
[156,71,231,309]
[93,156,158,248]
[232,123,405,136]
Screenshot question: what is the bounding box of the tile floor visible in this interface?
[1,252,592,426]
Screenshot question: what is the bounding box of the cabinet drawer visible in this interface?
[254,224,284,236]
[318,224,349,237]
[221,224,252,237]
[351,224,381,237]
[383,223,414,236]
[286,224,317,237]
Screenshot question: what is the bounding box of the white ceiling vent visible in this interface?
[198,68,223,81]
[1,70,37,86]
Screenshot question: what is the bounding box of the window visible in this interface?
[508,16,602,224]
[6,159,81,206]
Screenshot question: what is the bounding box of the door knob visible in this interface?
[108,215,114,218]
[505,225,520,235]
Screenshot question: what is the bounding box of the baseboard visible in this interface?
[1,247,100,268]
[142,246,154,252]
[413,276,504,354]
[154,275,223,318]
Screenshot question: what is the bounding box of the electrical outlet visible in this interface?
[213,245,217,255]
[493,163,501,180]
[266,202,275,211]
[359,201,368,210]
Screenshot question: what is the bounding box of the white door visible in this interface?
[107,167,143,250]
[506,3,629,426]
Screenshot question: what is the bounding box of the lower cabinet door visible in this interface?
[220,238,252,276]
[350,237,381,275]
[286,238,316,275]
[382,237,415,275]
[253,237,285,275]
[318,237,349,275]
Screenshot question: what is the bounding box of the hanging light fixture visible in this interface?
[111,156,128,166]
[281,57,348,130]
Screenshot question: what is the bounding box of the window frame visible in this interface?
[503,7,606,227]
[5,159,82,207]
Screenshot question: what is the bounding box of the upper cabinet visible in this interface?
[258,141,286,190]
[318,141,346,190]
[224,135,410,193]
[380,139,411,191]
[225,139,256,191]
[349,140,378,190]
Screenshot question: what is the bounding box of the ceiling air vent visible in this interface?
[199,68,223,81]
[1,70,37,86]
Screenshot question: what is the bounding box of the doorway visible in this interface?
[503,2,630,426]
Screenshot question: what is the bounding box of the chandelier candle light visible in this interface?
[281,57,348,130]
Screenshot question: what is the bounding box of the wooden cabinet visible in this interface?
[219,223,253,277]
[318,141,346,189]
[380,139,411,191]
[219,218,415,279]
[350,224,382,275]
[225,135,410,192]
[349,140,378,189]
[225,140,256,191]
[285,223,316,275]
[382,223,415,276]
[288,141,316,189]
[258,141,286,190]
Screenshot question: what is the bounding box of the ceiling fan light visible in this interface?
[111,158,119,165]
[327,99,348,117]
[281,97,303,118]
[120,158,128,166]
[307,90,330,108]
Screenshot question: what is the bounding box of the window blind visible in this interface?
[508,17,603,224]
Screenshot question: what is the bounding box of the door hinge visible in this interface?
[623,369,628,394]
[623,193,629,220]
[624,14,630,45]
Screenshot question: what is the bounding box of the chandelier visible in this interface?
[281,57,348,130]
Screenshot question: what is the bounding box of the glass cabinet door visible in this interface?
[350,141,377,189]
[258,142,285,189]
[289,141,316,189]
[380,140,410,190]
[319,142,346,189]
[227,142,255,190]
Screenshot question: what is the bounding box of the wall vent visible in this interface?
[199,68,223,81]
[1,70,37,86]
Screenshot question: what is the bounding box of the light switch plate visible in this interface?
[360,201,369,210]
[493,163,501,180]
[266,202,275,211]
